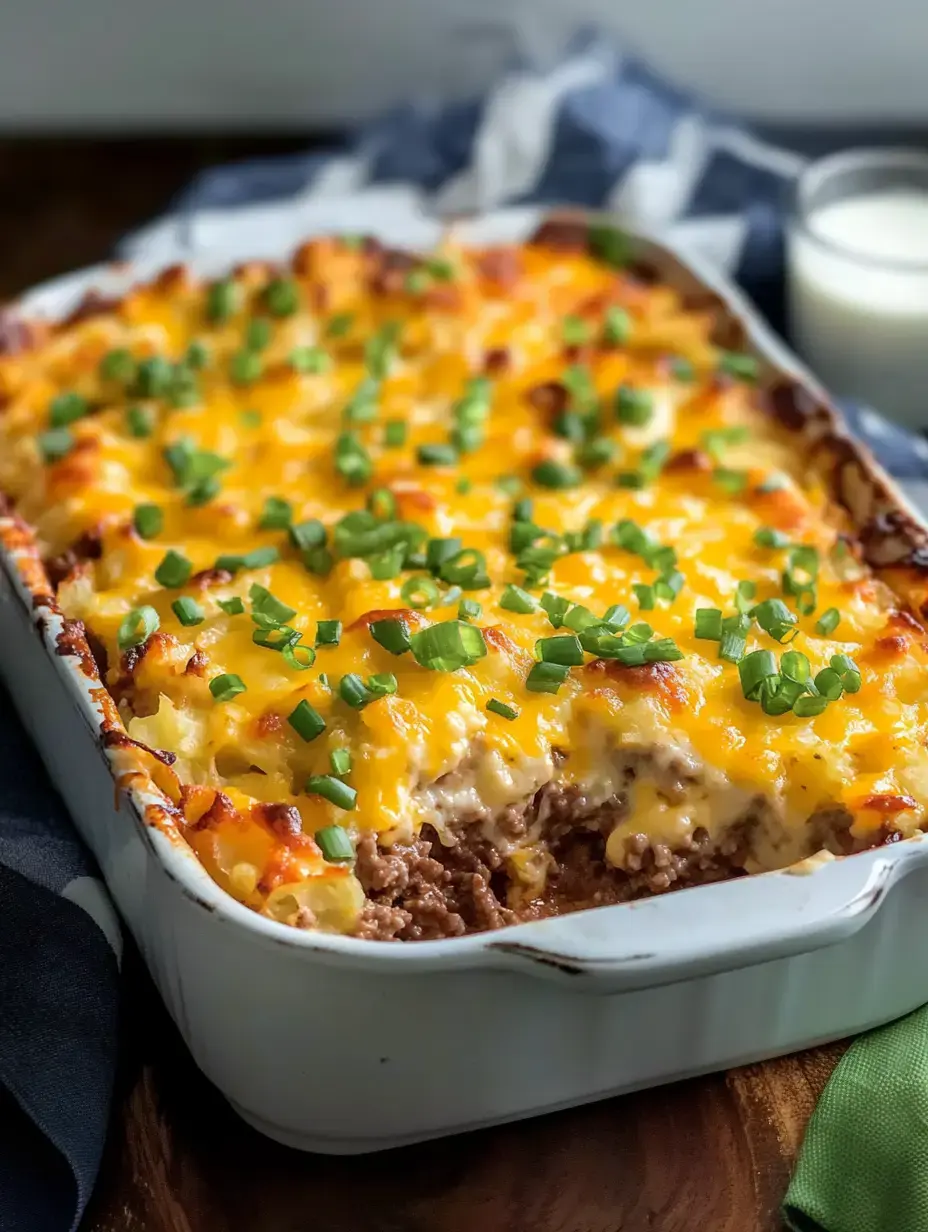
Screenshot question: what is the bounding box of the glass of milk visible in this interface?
[787,147,928,430]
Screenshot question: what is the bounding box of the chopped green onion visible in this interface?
[738,649,779,700]
[364,322,401,380]
[603,306,631,346]
[615,385,653,426]
[669,355,695,382]
[370,618,412,656]
[309,775,357,812]
[281,641,315,671]
[562,604,600,633]
[643,638,684,663]
[437,548,489,590]
[458,598,482,622]
[752,597,798,643]
[186,340,210,370]
[206,279,239,322]
[830,653,862,693]
[526,661,570,694]
[290,345,331,374]
[486,698,519,721]
[249,583,297,627]
[713,468,749,495]
[718,614,750,664]
[288,520,327,552]
[38,428,75,463]
[694,608,723,640]
[326,312,354,338]
[587,224,629,268]
[117,605,160,651]
[209,673,247,702]
[602,604,630,630]
[339,674,373,708]
[343,378,379,424]
[264,277,300,318]
[330,748,352,776]
[155,549,193,589]
[314,822,356,856]
[576,437,617,469]
[781,650,812,684]
[735,580,757,615]
[616,439,670,488]
[133,503,163,539]
[384,419,407,448]
[259,496,293,530]
[701,426,749,462]
[303,547,333,576]
[511,498,533,523]
[252,624,300,651]
[172,596,205,627]
[562,315,591,346]
[417,442,458,467]
[401,575,441,610]
[126,405,155,438]
[214,545,280,573]
[633,583,655,611]
[814,667,844,700]
[334,432,373,485]
[368,488,398,522]
[536,634,584,666]
[132,357,174,399]
[409,620,487,672]
[99,349,135,383]
[245,317,272,352]
[532,459,581,489]
[426,537,462,573]
[368,673,398,698]
[315,620,341,648]
[500,584,538,615]
[754,526,790,549]
[288,700,326,742]
[540,591,570,628]
[655,570,685,603]
[229,350,264,386]
[218,597,245,615]
[793,694,830,717]
[367,546,405,580]
[815,608,841,636]
[718,351,759,382]
[495,475,522,497]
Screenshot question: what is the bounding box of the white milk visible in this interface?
[788,190,928,428]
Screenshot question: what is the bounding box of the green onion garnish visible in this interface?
[562,315,591,346]
[532,459,581,489]
[343,379,379,424]
[830,653,862,693]
[338,673,377,709]
[172,597,205,627]
[615,385,654,426]
[133,503,163,540]
[409,620,487,672]
[417,443,459,467]
[738,649,778,700]
[330,748,352,777]
[132,357,174,399]
[702,426,749,462]
[616,439,670,488]
[384,420,407,448]
[752,597,798,643]
[249,583,297,626]
[334,432,373,485]
[209,673,247,703]
[719,614,750,664]
[718,351,759,382]
[38,428,75,463]
[229,350,264,386]
[603,306,631,346]
[365,322,401,380]
[99,349,136,383]
[288,700,326,743]
[264,277,300,318]
[576,437,617,469]
[155,549,193,589]
[370,618,411,655]
[218,597,245,615]
[587,223,629,268]
[458,598,482,622]
[401,576,441,610]
[426,537,462,573]
[290,345,331,374]
[537,634,584,666]
[500,584,538,615]
[245,317,272,352]
[793,695,830,717]
[713,468,749,495]
[126,405,155,438]
[288,520,327,552]
[315,620,341,647]
[526,661,570,694]
[437,548,490,590]
[754,526,790,549]
[633,584,655,610]
[309,776,357,812]
[695,608,723,640]
[326,312,354,338]
[368,488,398,522]
[259,496,293,530]
[215,546,280,573]
[603,604,630,630]
[735,580,757,614]
[815,608,841,637]
[314,823,356,858]
[486,698,519,721]
[186,340,210,370]
[117,605,160,651]
[206,279,239,322]
[540,592,570,628]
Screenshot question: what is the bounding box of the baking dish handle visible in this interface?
[483,844,925,993]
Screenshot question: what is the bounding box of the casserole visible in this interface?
[1,204,927,1151]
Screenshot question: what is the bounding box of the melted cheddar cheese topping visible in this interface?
[1,227,926,935]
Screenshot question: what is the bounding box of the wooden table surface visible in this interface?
[0,137,847,1232]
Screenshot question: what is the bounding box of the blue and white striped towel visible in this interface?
[3,31,928,1232]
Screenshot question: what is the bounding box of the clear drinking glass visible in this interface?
[787,147,928,429]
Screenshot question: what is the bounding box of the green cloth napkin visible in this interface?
[783,1005,928,1232]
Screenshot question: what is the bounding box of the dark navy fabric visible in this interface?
[4,30,928,1232]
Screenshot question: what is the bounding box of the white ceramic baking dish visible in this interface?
[3,204,928,1154]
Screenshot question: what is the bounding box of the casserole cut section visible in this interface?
[1,221,927,940]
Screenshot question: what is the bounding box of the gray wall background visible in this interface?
[0,0,924,129]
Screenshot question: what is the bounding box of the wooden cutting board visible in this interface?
[0,137,846,1232]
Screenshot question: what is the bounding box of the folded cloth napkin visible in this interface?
[3,29,928,1232]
